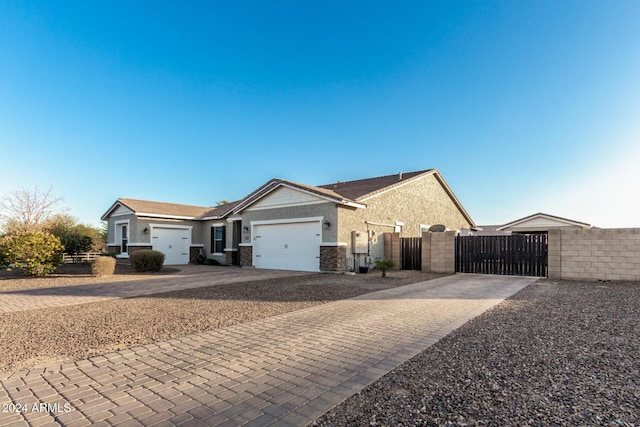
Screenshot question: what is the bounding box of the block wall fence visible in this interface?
[385,228,640,281]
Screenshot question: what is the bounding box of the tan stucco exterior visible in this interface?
[337,173,473,262]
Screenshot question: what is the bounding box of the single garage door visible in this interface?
[152,227,190,265]
[253,221,321,272]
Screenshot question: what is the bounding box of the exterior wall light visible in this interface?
[143,227,149,234]
[242,226,249,233]
[323,221,331,229]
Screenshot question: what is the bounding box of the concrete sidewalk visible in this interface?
[0,274,536,426]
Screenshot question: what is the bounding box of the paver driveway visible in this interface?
[0,266,309,313]
[0,274,536,426]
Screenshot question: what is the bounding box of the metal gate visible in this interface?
[401,237,422,270]
[455,234,548,277]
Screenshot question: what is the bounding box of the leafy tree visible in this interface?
[0,186,65,234]
[0,231,64,276]
[59,233,93,261]
[215,200,230,206]
[44,214,104,253]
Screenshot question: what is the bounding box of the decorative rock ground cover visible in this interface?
[313,279,640,426]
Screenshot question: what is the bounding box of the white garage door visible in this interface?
[253,221,321,272]
[152,228,190,265]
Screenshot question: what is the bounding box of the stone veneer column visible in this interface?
[239,246,253,267]
[320,246,347,272]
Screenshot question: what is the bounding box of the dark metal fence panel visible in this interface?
[400,237,422,270]
[455,235,548,277]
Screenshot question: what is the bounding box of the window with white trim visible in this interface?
[211,226,226,254]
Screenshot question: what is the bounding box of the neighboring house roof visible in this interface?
[101,198,212,220]
[497,212,591,232]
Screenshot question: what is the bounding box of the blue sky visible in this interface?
[1,0,639,228]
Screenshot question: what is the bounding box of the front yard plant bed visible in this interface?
[0,270,444,373]
[313,279,640,427]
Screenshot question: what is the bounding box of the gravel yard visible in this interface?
[0,264,178,291]
[0,268,444,373]
[313,279,640,426]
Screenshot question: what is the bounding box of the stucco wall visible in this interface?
[338,173,472,264]
[549,228,640,281]
[107,215,203,249]
[240,203,338,245]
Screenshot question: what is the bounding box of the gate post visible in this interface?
[383,232,401,269]
[430,231,456,274]
[547,229,561,279]
[421,232,432,272]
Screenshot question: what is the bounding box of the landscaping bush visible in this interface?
[204,258,222,266]
[0,231,64,276]
[374,258,395,277]
[91,256,116,276]
[130,250,165,272]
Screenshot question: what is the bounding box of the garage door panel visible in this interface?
[152,228,190,265]
[253,221,320,272]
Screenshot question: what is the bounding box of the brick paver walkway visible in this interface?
[0,274,536,426]
[0,266,308,313]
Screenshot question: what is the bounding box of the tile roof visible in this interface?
[116,198,212,218]
[318,169,434,200]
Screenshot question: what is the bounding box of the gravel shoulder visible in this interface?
[0,269,445,373]
[313,279,640,426]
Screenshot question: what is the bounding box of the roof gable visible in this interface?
[245,186,329,211]
[498,213,591,232]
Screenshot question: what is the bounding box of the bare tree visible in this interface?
[0,186,66,234]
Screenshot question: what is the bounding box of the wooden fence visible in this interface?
[63,252,102,264]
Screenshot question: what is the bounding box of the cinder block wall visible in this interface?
[421,231,456,274]
[548,228,640,281]
[383,233,401,269]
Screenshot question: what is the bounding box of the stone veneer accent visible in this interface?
[127,246,152,256]
[224,250,237,266]
[106,246,122,255]
[190,247,202,263]
[240,246,253,267]
[320,246,347,272]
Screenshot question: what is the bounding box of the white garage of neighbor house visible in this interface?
[101,169,476,271]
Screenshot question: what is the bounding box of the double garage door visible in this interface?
[253,221,321,272]
[152,227,190,265]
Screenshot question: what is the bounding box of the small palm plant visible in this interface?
[374,258,395,277]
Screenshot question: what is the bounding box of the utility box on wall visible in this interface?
[351,230,368,254]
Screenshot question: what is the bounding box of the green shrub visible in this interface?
[60,233,93,262]
[204,258,222,266]
[91,256,116,276]
[374,258,395,277]
[130,250,165,272]
[0,231,64,276]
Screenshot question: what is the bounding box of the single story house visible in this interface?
[477,213,592,236]
[102,169,476,272]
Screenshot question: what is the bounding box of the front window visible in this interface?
[212,226,225,253]
[119,224,128,253]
